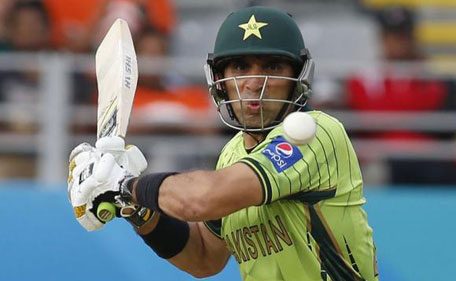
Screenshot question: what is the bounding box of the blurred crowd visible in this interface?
[0,0,212,127]
[0,0,215,177]
[310,6,456,185]
[0,0,455,185]
[349,7,455,185]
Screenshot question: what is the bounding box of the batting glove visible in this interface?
[69,151,130,231]
[94,136,147,177]
[68,137,147,231]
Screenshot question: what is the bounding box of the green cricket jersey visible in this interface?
[205,111,378,281]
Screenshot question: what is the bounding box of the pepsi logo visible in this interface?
[262,136,303,172]
[275,142,293,158]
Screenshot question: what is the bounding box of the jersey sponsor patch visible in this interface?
[262,136,302,172]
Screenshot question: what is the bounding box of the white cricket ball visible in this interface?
[282,112,317,145]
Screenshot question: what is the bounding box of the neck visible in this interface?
[243,131,266,150]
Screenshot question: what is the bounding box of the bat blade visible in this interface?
[95,18,138,222]
[96,18,138,139]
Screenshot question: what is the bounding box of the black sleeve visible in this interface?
[203,219,222,239]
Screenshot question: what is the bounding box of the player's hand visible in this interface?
[67,137,147,231]
[68,136,147,188]
[95,136,147,177]
[69,149,131,231]
[68,142,96,204]
[68,144,105,231]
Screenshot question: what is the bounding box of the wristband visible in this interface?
[135,172,178,214]
[140,215,190,259]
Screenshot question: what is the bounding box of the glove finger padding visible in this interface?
[68,149,105,232]
[69,142,95,163]
[95,136,126,163]
[95,136,147,176]
[68,150,98,203]
[124,145,148,176]
[68,143,96,194]
[78,153,125,203]
[71,151,100,182]
[93,153,117,183]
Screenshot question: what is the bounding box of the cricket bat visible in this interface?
[95,18,138,222]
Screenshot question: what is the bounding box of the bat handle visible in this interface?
[97,202,116,222]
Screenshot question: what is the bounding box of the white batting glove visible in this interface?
[68,137,147,231]
[68,146,105,231]
[69,152,130,231]
[68,142,96,203]
[95,136,147,177]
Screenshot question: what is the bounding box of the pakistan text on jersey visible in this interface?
[224,215,293,264]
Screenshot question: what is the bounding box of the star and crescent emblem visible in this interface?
[238,15,268,40]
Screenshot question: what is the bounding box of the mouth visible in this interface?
[245,101,261,111]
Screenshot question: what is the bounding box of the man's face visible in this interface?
[381,31,415,61]
[10,8,49,51]
[222,55,295,129]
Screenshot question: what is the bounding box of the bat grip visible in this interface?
[97,202,116,222]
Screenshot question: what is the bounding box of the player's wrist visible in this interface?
[114,176,156,228]
[134,172,178,215]
[119,175,137,203]
[130,177,140,204]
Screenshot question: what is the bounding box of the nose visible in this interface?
[244,64,265,95]
[245,77,264,94]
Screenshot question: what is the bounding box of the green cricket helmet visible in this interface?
[204,6,315,132]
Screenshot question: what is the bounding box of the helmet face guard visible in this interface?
[204,51,315,132]
[204,6,315,132]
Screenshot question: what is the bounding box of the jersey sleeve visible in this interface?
[239,113,347,205]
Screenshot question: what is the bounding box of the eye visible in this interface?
[264,61,282,72]
[232,60,247,71]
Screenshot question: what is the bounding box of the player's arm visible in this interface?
[168,221,230,277]
[126,163,261,277]
[136,217,230,278]
[130,162,264,221]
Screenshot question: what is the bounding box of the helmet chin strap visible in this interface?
[271,91,294,125]
[227,103,237,122]
[267,83,302,128]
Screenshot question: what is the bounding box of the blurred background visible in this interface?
[0,0,455,280]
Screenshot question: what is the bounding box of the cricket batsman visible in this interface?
[68,6,379,281]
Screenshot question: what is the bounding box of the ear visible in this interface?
[213,72,225,93]
[214,72,223,80]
